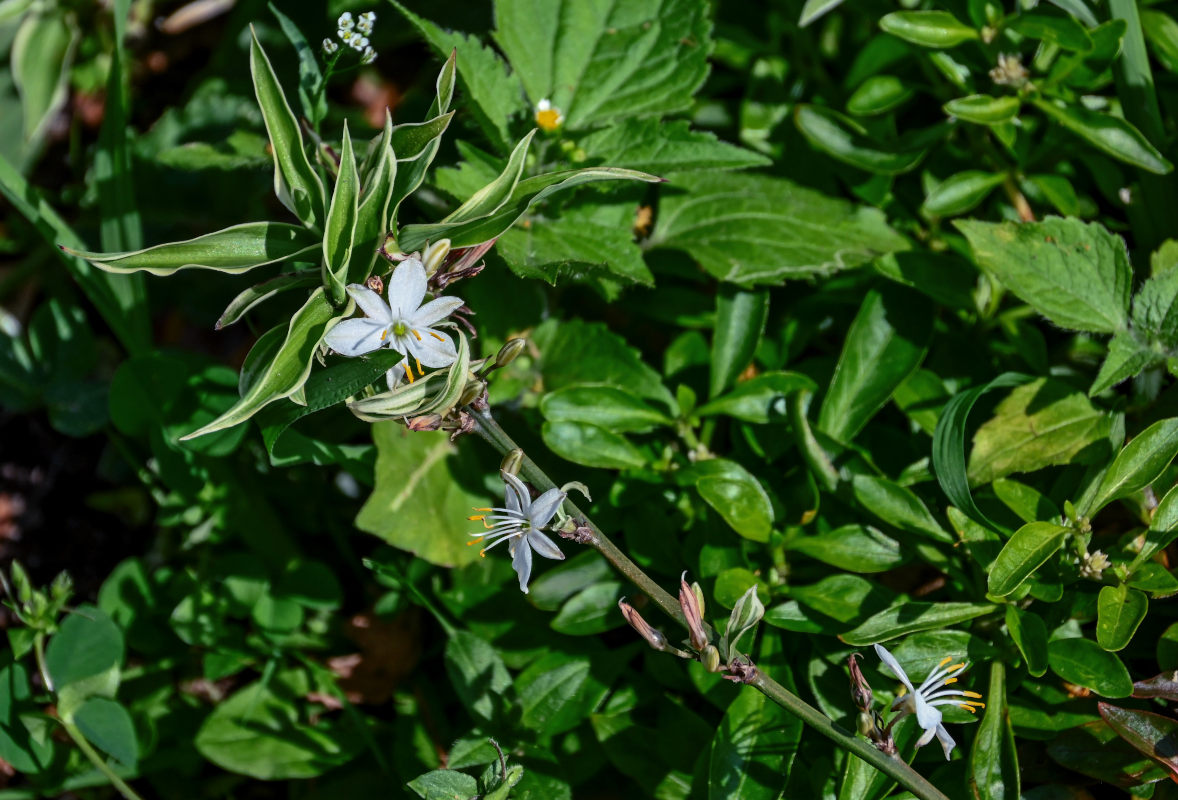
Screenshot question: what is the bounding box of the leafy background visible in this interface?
[5,0,1178,798]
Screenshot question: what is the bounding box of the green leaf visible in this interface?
[1011,13,1093,51]
[439,130,535,225]
[444,631,512,723]
[789,525,905,573]
[541,385,672,433]
[1090,332,1160,395]
[388,112,455,227]
[533,318,673,407]
[268,3,326,126]
[932,372,1029,534]
[880,11,978,47]
[357,427,491,567]
[1143,10,1178,73]
[851,474,952,543]
[352,113,396,284]
[542,420,646,470]
[65,222,321,276]
[791,574,894,624]
[840,602,998,645]
[988,522,1070,597]
[689,459,774,542]
[793,104,926,174]
[1099,703,1178,781]
[391,1,522,151]
[1132,265,1178,348]
[494,0,711,130]
[968,378,1114,485]
[1048,720,1168,786]
[72,698,138,768]
[1096,584,1148,652]
[710,287,768,398]
[1032,98,1172,174]
[873,251,978,310]
[216,273,320,330]
[943,94,1021,125]
[969,663,1020,800]
[322,122,360,304]
[1004,605,1048,677]
[46,605,123,692]
[648,171,908,285]
[696,372,817,423]
[846,75,914,116]
[195,676,361,779]
[708,684,792,799]
[799,0,844,27]
[957,216,1133,334]
[398,166,658,252]
[409,770,480,800]
[818,286,930,442]
[922,171,1005,217]
[551,582,625,635]
[517,653,608,736]
[12,10,77,140]
[1048,638,1133,697]
[183,288,339,439]
[993,479,1061,525]
[1086,417,1178,514]
[249,28,325,227]
[581,119,770,173]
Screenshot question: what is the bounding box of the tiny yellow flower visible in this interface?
[534,98,564,132]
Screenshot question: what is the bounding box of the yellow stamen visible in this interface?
[430,331,445,341]
[479,549,487,558]
[472,507,491,512]
[946,663,966,673]
[380,329,388,341]
[958,705,977,713]
[411,329,422,341]
[467,515,485,521]
[962,691,983,699]
[415,357,423,376]
[404,363,415,384]
[466,538,482,546]
[943,677,958,685]
[938,656,953,668]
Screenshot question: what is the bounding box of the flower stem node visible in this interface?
[466,472,568,593]
[874,644,984,760]
[722,655,758,684]
[618,598,669,652]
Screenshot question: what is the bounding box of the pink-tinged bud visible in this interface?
[407,414,442,431]
[848,653,874,712]
[618,598,667,652]
[679,571,708,651]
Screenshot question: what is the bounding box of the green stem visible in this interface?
[466,407,950,800]
[33,635,146,800]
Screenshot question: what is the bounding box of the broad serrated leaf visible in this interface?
[648,171,908,285]
[1090,332,1160,395]
[957,216,1133,334]
[581,119,769,173]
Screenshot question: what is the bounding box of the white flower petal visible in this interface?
[912,693,943,733]
[387,258,427,318]
[412,296,464,327]
[324,318,389,357]
[346,284,392,323]
[874,644,916,693]
[915,722,938,750]
[502,472,531,516]
[386,363,406,391]
[512,538,534,593]
[934,724,956,760]
[405,328,457,368]
[528,530,565,561]
[528,489,566,529]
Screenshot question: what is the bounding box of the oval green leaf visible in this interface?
[839,601,999,645]
[541,420,647,470]
[880,11,979,48]
[1096,584,1148,652]
[1048,638,1133,697]
[944,94,1021,125]
[988,521,1070,597]
[922,171,1005,217]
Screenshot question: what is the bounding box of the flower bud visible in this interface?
[618,598,667,652]
[848,653,874,713]
[857,711,875,738]
[407,414,442,431]
[422,239,452,277]
[458,379,485,407]
[701,644,721,673]
[679,571,709,651]
[495,338,527,369]
[500,449,524,476]
[365,274,384,295]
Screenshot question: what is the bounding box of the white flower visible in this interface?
[361,46,377,65]
[323,259,463,386]
[322,38,338,55]
[338,28,354,42]
[534,98,564,132]
[468,472,566,593]
[356,16,373,34]
[873,643,984,760]
[338,11,354,30]
[349,35,368,51]
[360,11,376,23]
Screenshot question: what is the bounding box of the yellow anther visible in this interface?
[943,677,958,685]
[380,329,388,341]
[938,656,953,668]
[466,538,482,546]
[479,549,487,558]
[415,357,423,376]
[962,691,983,699]
[430,331,445,341]
[958,705,977,713]
[946,663,966,673]
[472,507,491,512]
[467,515,485,521]
[411,329,423,341]
[404,363,415,384]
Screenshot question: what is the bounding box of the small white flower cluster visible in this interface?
[326,11,377,64]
